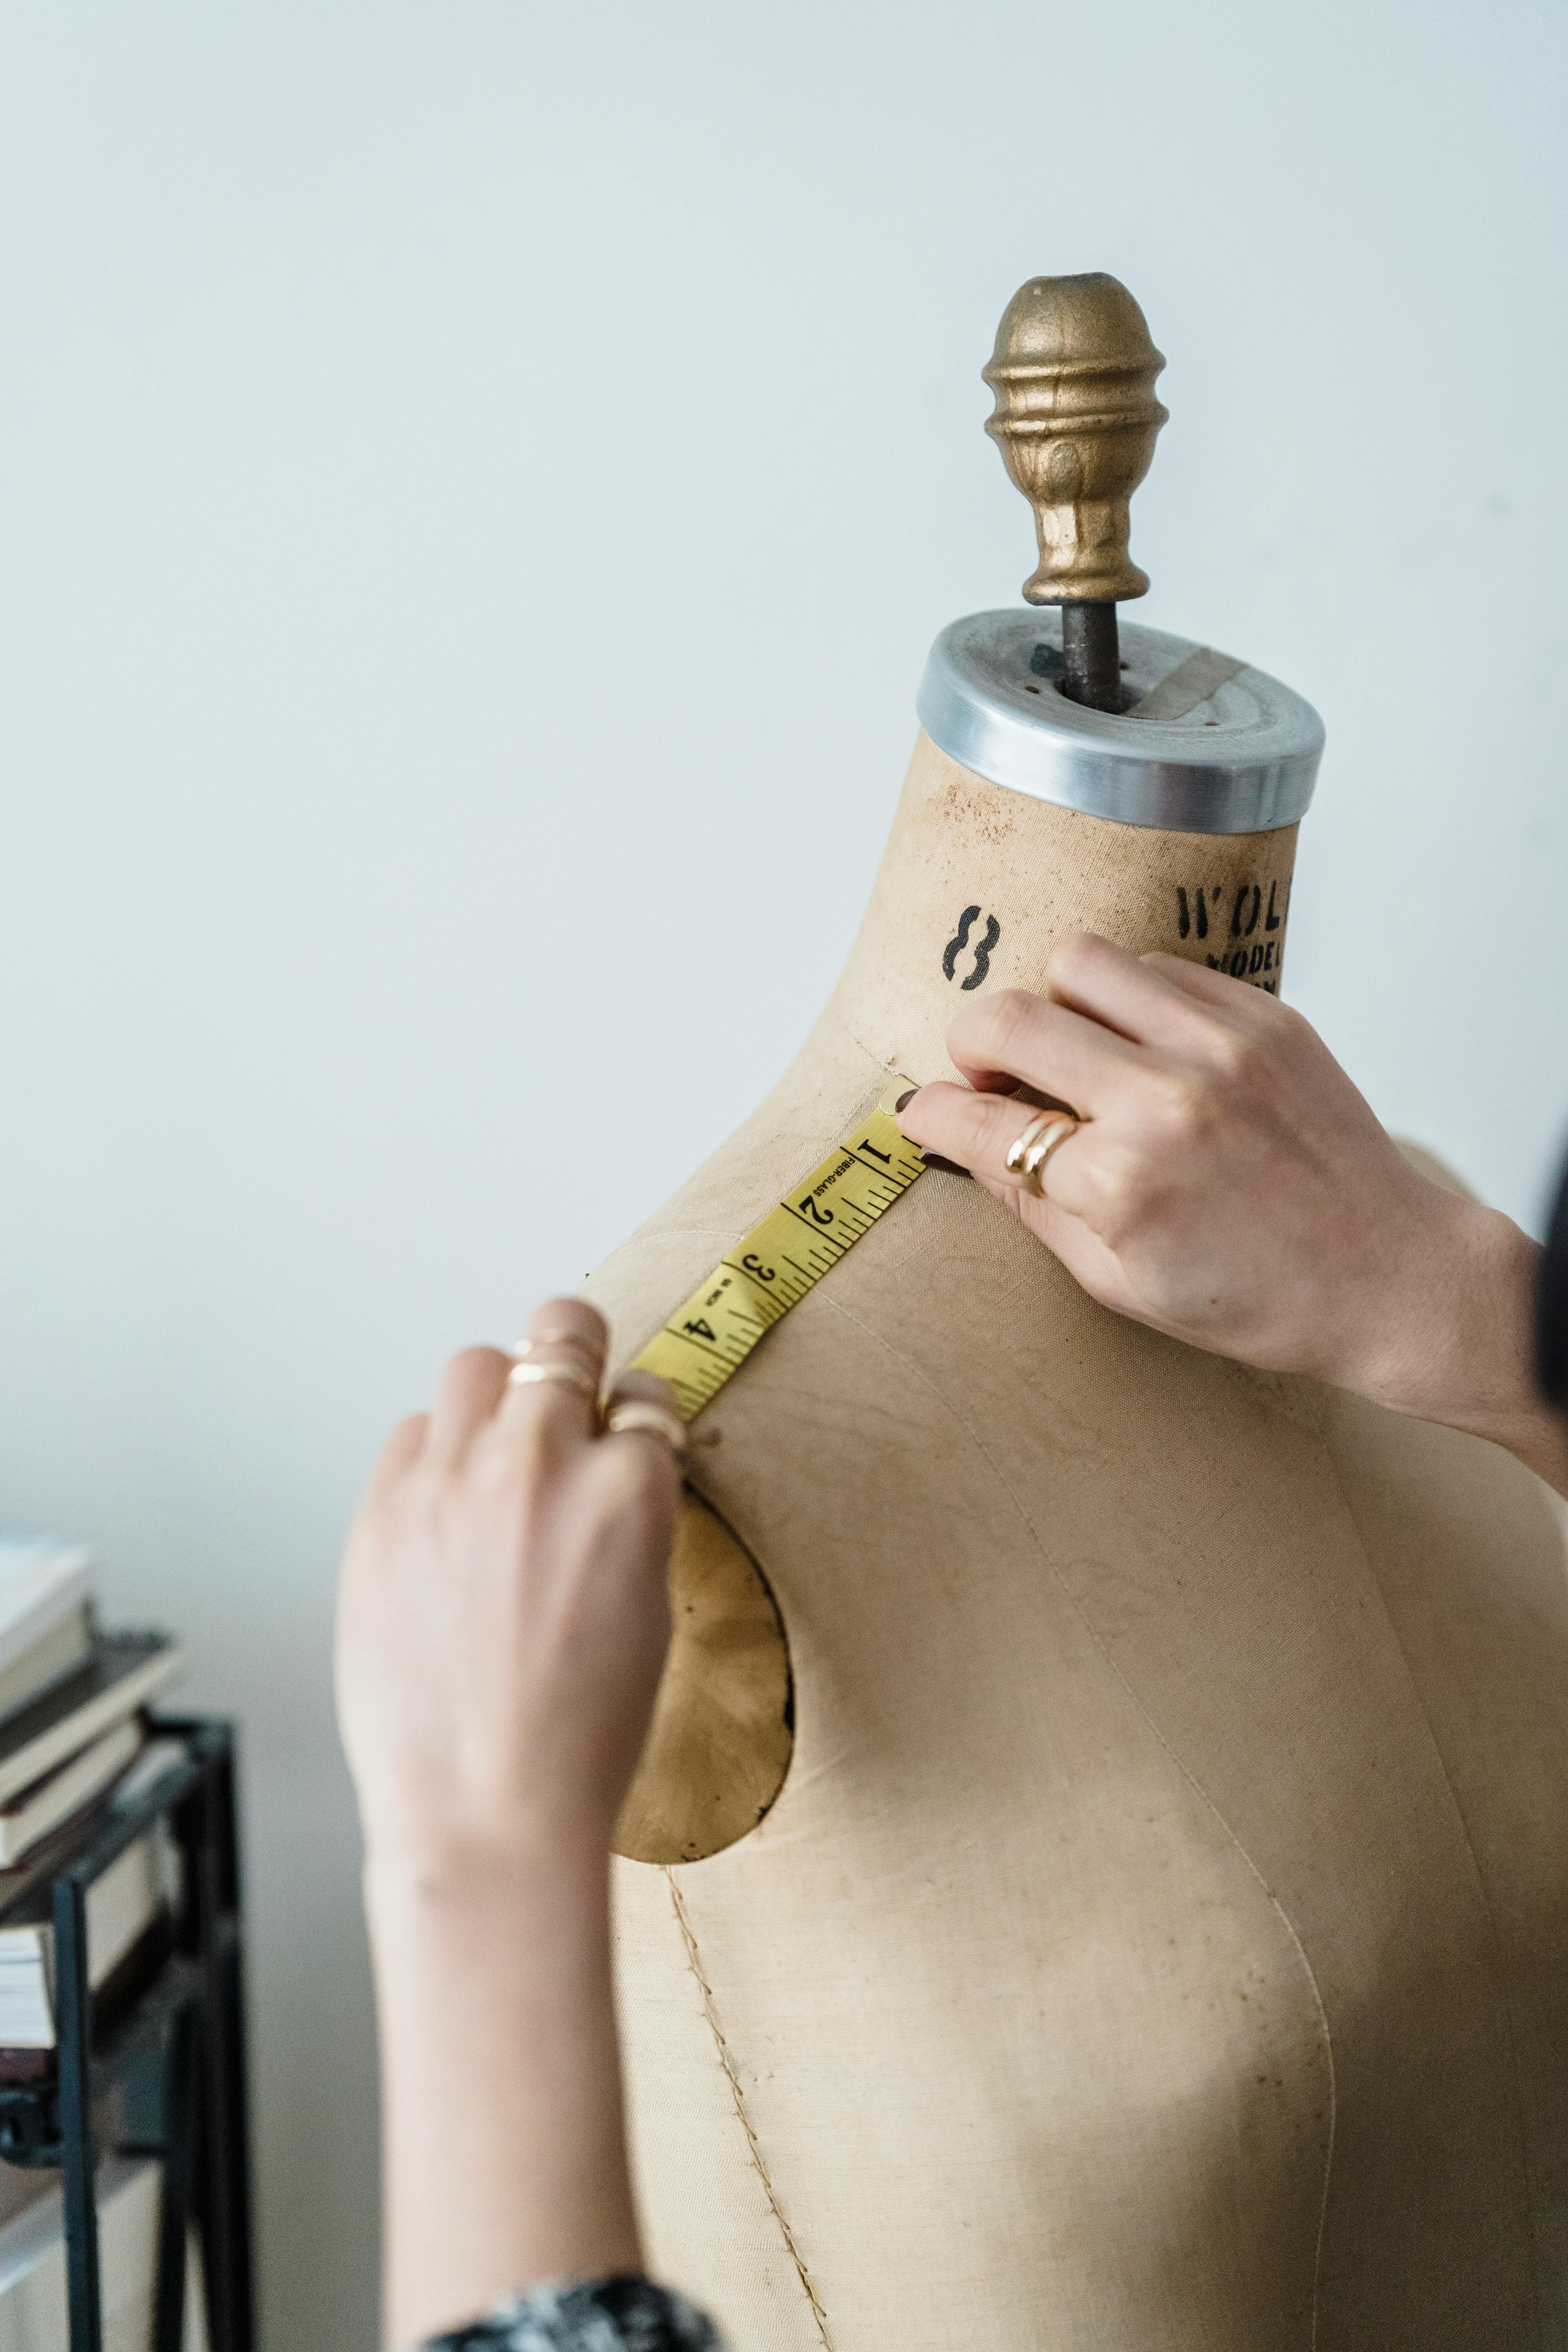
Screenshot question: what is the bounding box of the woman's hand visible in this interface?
[899,935,1567,1492]
[336,1301,681,1877]
[335,1303,685,2347]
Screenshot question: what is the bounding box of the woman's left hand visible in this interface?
[897,935,1555,1481]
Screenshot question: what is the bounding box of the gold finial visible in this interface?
[984,273,1167,606]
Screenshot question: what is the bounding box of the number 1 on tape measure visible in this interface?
[632,1076,926,1421]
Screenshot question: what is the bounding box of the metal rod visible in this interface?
[56,1875,101,2352]
[150,2004,195,2351]
[1060,603,1123,713]
[194,1727,254,2352]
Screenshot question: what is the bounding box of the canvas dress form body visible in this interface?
[582,677,1568,2350]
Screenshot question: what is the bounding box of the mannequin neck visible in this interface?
[829,732,1298,1085]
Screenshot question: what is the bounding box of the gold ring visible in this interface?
[1003,1110,1080,1197]
[513,1329,602,1361]
[603,1399,688,1457]
[507,1359,599,1402]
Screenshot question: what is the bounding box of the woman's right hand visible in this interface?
[335,1299,684,1880]
[336,1303,687,2347]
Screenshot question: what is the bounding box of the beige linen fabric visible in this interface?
[589,734,1568,2351]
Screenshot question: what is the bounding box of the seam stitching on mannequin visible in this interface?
[814,1287,1338,2350]
[828,999,893,1076]
[662,1867,834,2351]
[1313,1439,1546,2346]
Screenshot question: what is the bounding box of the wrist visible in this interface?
[359,1793,612,1895]
[1340,1185,1563,1478]
[362,1826,608,1950]
[1339,1185,1488,1415]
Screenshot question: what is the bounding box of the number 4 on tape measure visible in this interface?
[632,1076,926,1421]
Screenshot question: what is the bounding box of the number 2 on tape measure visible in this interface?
[632,1076,926,1421]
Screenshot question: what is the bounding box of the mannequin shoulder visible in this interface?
[582,1029,891,1368]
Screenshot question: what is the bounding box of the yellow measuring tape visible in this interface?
[632,1076,926,1421]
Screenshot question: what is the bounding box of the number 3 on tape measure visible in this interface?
[632,1076,926,1421]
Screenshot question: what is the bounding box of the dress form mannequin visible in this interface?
[585,279,1568,2351]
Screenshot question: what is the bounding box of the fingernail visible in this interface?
[922,1153,970,1178]
[895,1089,916,1114]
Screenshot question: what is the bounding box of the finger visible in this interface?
[425,1347,514,1468]
[601,1371,688,1477]
[495,1296,608,1445]
[899,1083,1086,1199]
[363,1411,430,1505]
[514,1297,610,1368]
[1044,932,1224,1048]
[521,1298,609,1348]
[942,989,1141,1113]
[1141,951,1276,1016]
[605,1369,682,1411]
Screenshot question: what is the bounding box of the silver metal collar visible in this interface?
[916,609,1323,835]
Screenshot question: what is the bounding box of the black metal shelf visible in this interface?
[0,1716,254,2352]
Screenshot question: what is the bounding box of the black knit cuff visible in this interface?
[421,2273,724,2350]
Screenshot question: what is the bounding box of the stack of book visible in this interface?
[0,2158,206,2351]
[0,1537,187,2345]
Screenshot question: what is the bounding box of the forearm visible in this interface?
[367,1845,640,2350]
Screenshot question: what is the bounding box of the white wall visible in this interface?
[1,4,1564,2343]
